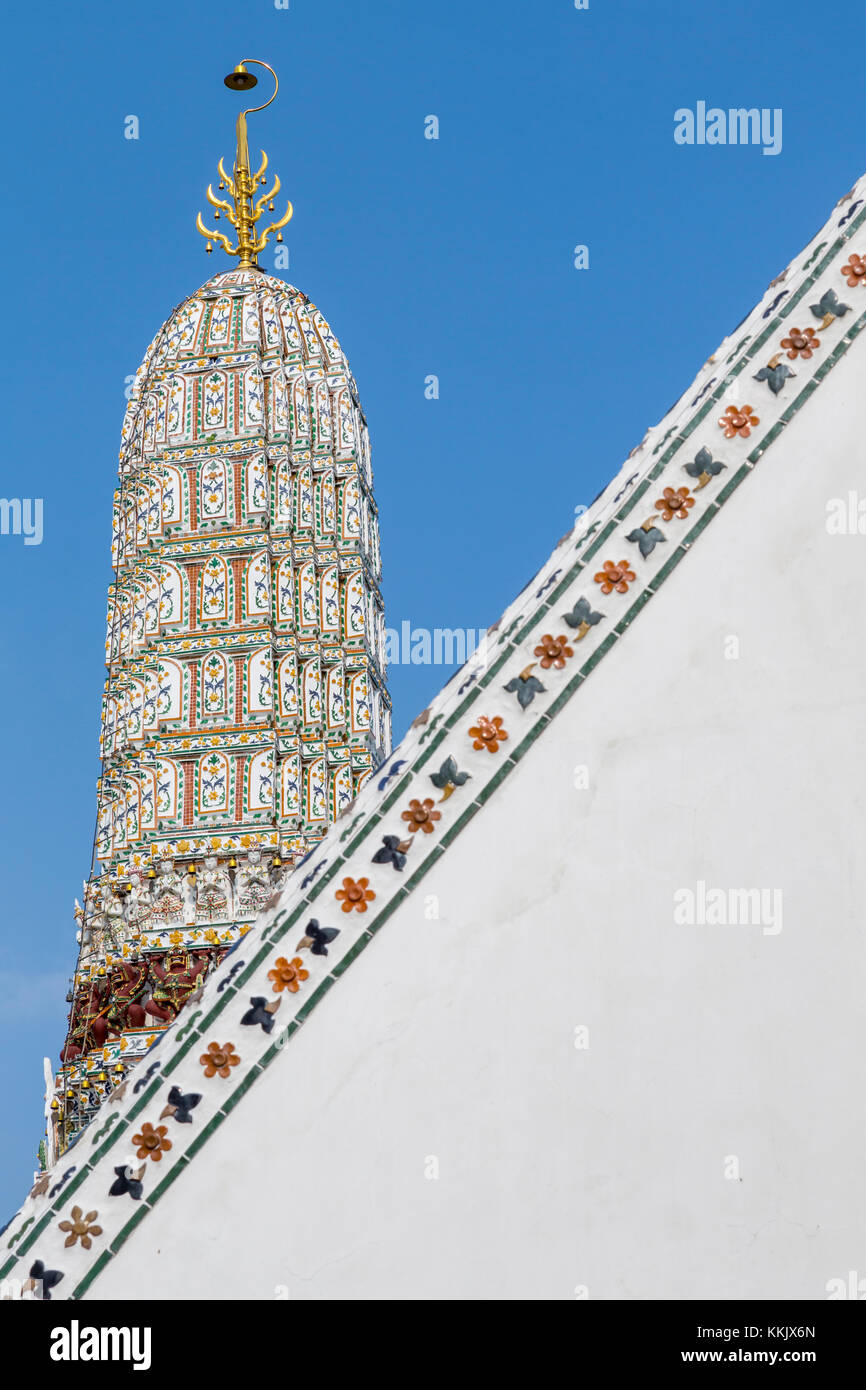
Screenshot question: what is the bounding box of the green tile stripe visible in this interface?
[72,1250,112,1296]
[109,1202,150,1253]
[330,933,371,977]
[16,211,864,1301]
[146,1153,191,1206]
[363,887,410,937]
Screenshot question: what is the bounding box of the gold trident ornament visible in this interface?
[196,59,293,269]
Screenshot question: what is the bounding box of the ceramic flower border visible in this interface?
[3,179,866,1300]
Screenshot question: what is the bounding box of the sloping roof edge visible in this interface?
[3,175,866,1298]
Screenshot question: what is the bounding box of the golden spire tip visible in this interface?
[196,59,293,270]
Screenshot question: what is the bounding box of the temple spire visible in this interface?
[196,59,293,269]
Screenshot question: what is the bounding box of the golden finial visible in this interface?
[196,59,293,269]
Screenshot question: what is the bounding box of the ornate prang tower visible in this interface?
[49,61,390,1159]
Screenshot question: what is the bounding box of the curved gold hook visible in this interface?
[217,157,236,194]
[239,59,279,119]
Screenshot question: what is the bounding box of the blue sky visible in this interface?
[0,0,859,1216]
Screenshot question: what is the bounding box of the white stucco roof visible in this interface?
[3,172,866,1300]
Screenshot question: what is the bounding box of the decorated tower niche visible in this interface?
[50,61,390,1158]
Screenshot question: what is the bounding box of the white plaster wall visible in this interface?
[92,338,866,1300]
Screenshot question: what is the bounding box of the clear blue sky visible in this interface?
[0,0,858,1216]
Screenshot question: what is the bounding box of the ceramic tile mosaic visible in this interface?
[51,266,391,1157]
